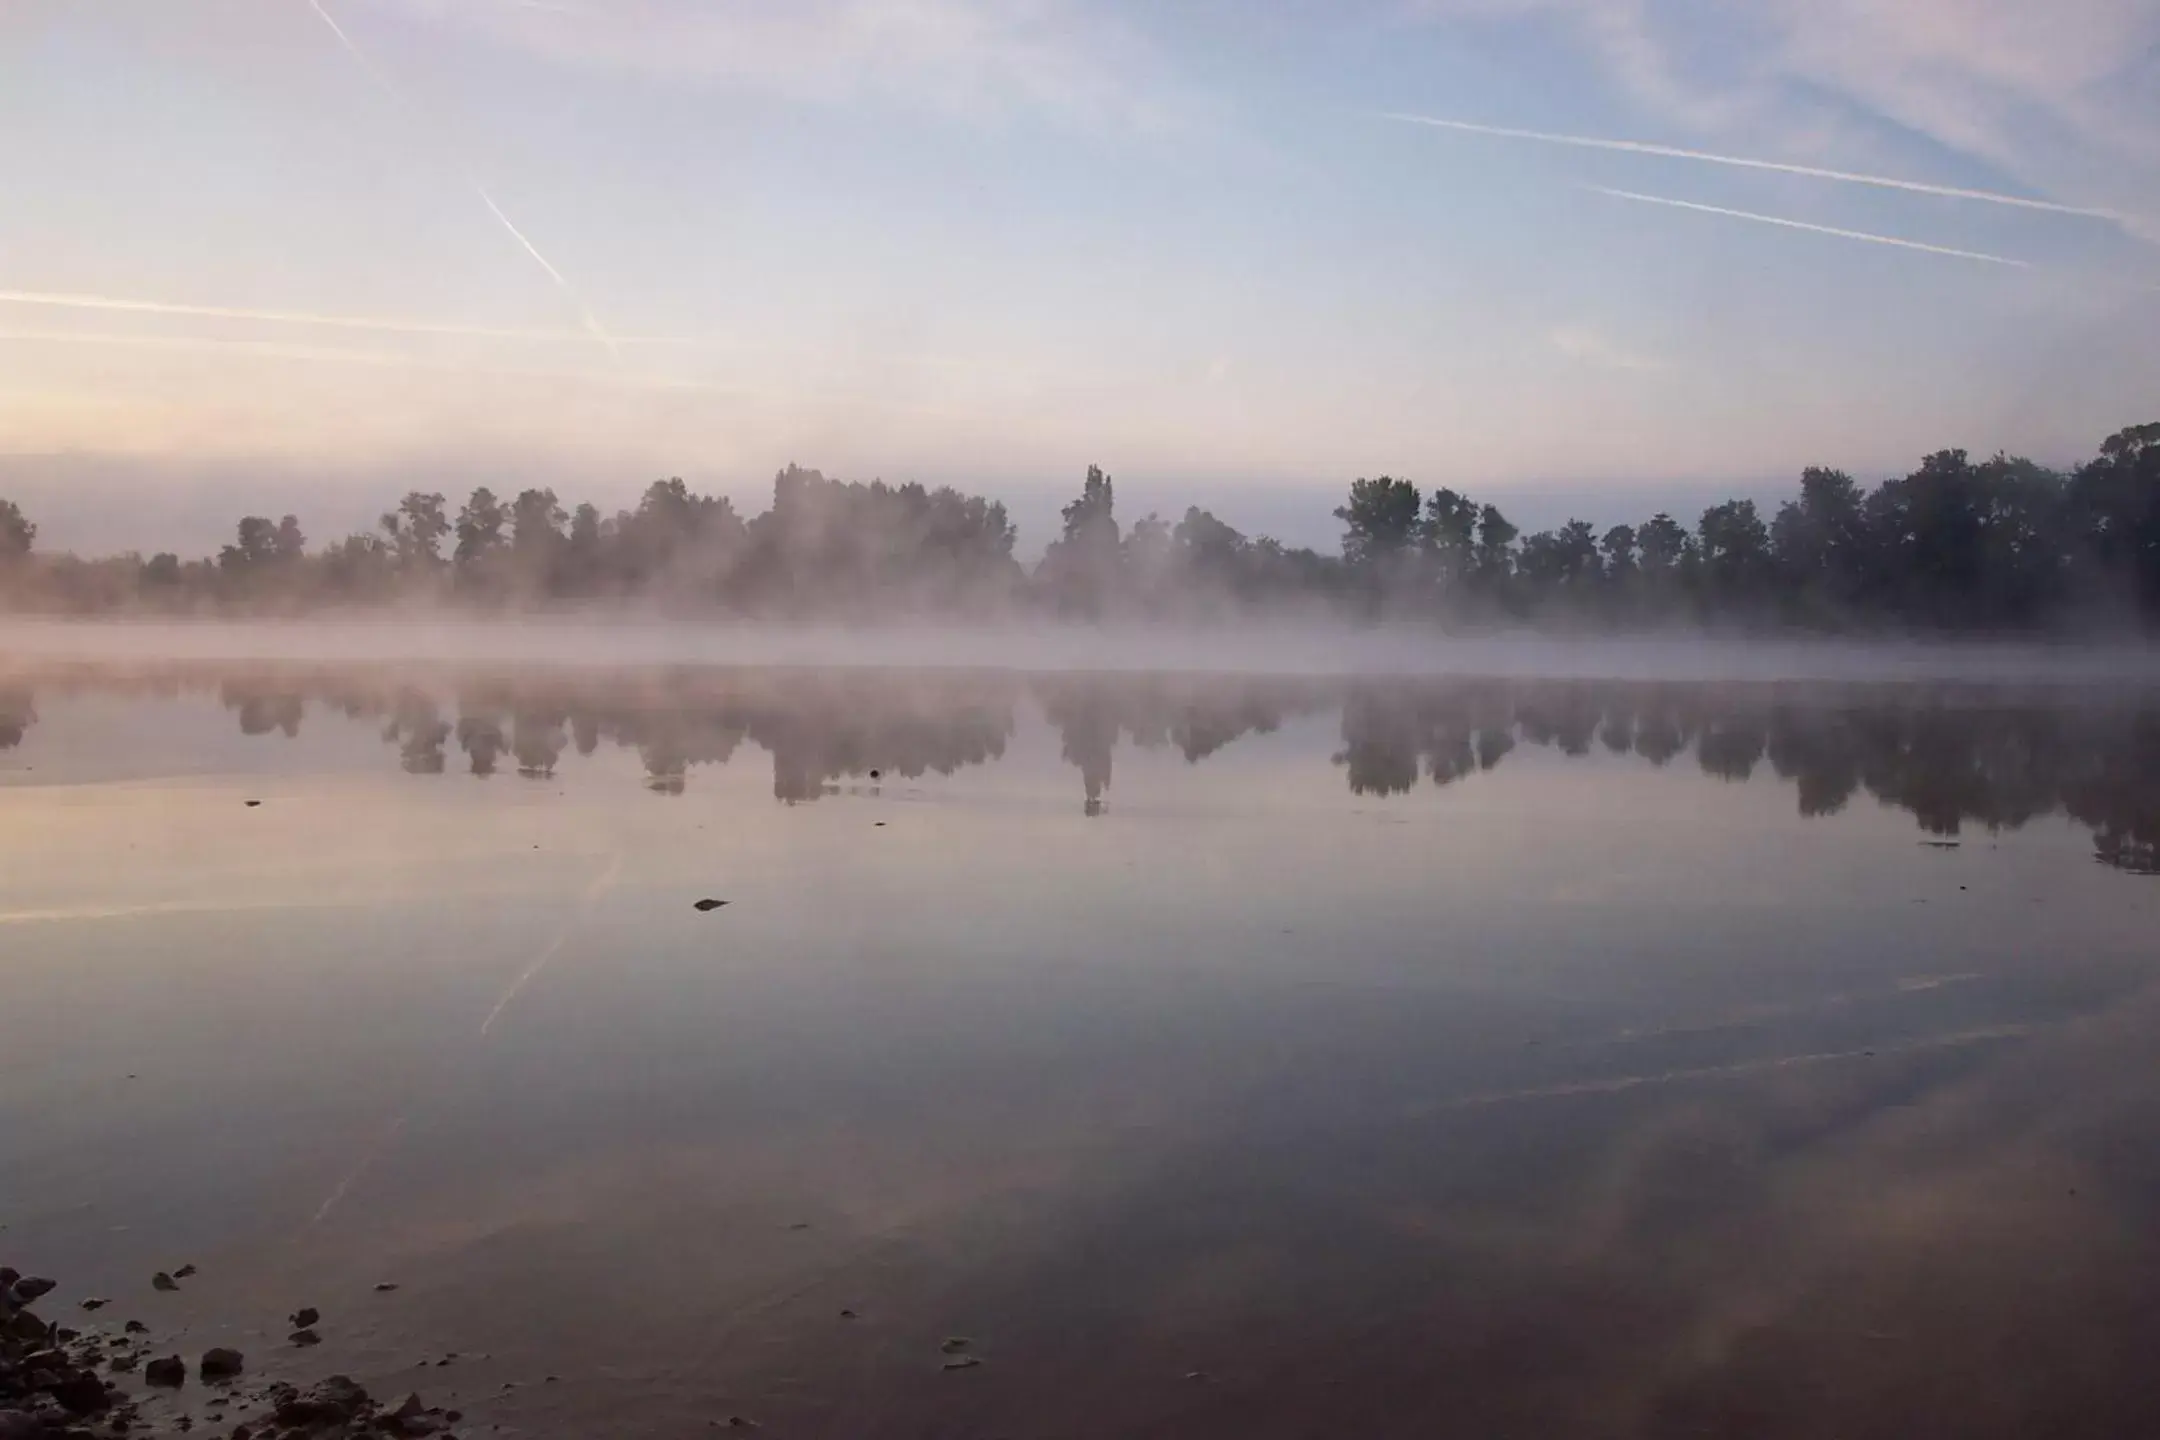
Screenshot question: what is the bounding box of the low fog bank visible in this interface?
[4,616,2159,685]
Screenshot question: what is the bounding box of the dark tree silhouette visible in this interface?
[0,499,33,562]
[1039,465,1123,616]
[3,420,2158,628]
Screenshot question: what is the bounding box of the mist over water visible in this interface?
[8,616,2160,685]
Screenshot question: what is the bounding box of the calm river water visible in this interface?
[3,661,2156,1438]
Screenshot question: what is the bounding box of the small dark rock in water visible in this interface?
[151,1272,179,1292]
[47,1367,111,1415]
[373,1282,399,1292]
[144,1355,186,1387]
[108,1354,139,1373]
[172,1264,197,1279]
[839,1309,858,1320]
[388,1393,440,1434]
[939,1337,971,1354]
[123,1320,148,1334]
[869,769,882,780]
[244,800,261,808]
[272,1374,370,1426]
[727,1416,759,1429]
[941,1355,982,1372]
[11,1277,56,1303]
[288,1328,320,1347]
[786,1222,811,1231]
[200,1347,244,1380]
[289,1307,320,1329]
[693,898,730,912]
[79,1298,106,1312]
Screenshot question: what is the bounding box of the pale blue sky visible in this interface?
[3,0,2157,552]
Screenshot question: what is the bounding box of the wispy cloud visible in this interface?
[308,0,623,362]
[1587,186,2032,268]
[390,0,1185,131]
[1549,324,1663,372]
[1387,112,2121,222]
[0,289,684,345]
[1402,0,2160,239]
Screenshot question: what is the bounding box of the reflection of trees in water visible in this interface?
[219,680,303,738]
[7,664,2160,873]
[1330,681,2160,874]
[1039,676,1333,814]
[0,687,32,749]
[335,671,1014,802]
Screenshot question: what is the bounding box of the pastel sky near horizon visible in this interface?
[3,0,2158,552]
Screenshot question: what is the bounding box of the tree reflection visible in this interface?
[1325,680,2160,874]
[12,663,2160,875]
[0,687,32,749]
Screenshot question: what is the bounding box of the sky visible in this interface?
[3,0,2158,554]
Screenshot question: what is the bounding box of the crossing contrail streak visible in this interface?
[311,1115,407,1225]
[1588,186,2033,267]
[1411,1025,2031,1112]
[478,851,624,1037]
[476,188,622,362]
[1386,112,2121,223]
[307,0,623,363]
[0,329,968,414]
[0,327,624,381]
[0,288,678,344]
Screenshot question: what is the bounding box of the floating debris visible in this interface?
[694,898,730,912]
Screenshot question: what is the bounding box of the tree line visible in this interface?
[1,421,2154,629]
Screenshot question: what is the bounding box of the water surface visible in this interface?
[3,662,2157,1438]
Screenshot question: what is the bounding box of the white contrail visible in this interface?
[307,0,624,363]
[1386,112,2121,223]
[478,851,624,1037]
[1588,186,2032,267]
[0,327,622,381]
[0,288,680,344]
[477,188,621,362]
[0,328,967,414]
[310,1115,407,1225]
[1412,1025,2031,1112]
